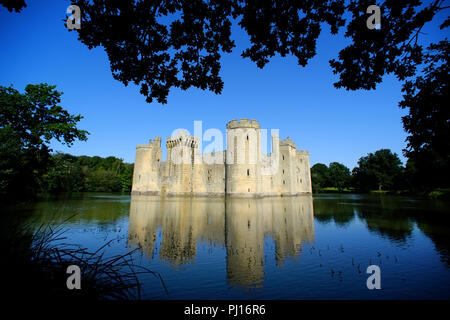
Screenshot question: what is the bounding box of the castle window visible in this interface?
[246,135,249,140]
[248,188,250,192]
[282,155,285,160]
[282,169,285,174]
[283,180,286,185]
[300,179,303,183]
[247,169,250,176]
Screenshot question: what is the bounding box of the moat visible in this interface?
[8,193,450,299]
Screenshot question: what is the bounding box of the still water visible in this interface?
[14,193,450,299]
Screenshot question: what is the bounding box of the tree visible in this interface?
[328,162,351,191]
[0,0,26,12]
[399,41,449,190]
[66,0,448,189]
[352,149,404,192]
[329,0,448,90]
[85,169,122,192]
[120,163,134,192]
[311,163,329,192]
[4,0,448,188]
[59,0,447,103]
[41,153,85,193]
[0,84,89,200]
[67,0,347,104]
[38,153,134,194]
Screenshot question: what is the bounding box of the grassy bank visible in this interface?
[313,187,450,200]
[314,187,355,194]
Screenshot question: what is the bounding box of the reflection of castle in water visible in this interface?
[128,196,314,287]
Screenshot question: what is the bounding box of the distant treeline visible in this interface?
[17,149,450,199]
[311,149,449,198]
[41,153,134,194]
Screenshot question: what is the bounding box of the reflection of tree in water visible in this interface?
[313,194,450,265]
[357,209,414,244]
[417,222,450,267]
[23,194,130,230]
[313,196,355,227]
[314,194,415,242]
[358,197,450,261]
[413,200,450,267]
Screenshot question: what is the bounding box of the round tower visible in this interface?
[132,137,162,194]
[225,119,261,197]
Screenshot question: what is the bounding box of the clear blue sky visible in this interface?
[0,1,445,169]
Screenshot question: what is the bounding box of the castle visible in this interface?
[131,119,312,197]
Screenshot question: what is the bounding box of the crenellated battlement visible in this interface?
[280,137,296,149]
[136,144,151,149]
[149,136,161,147]
[296,150,309,156]
[166,130,200,149]
[226,118,261,129]
[138,136,162,149]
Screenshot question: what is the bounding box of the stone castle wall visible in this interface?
[131,119,312,197]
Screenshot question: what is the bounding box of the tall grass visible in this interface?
[3,219,167,300]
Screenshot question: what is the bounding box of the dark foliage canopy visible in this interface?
[2,0,448,190]
[352,149,404,191]
[64,0,448,187]
[0,84,88,150]
[400,41,449,188]
[59,0,448,104]
[0,84,88,199]
[66,0,345,104]
[0,0,26,12]
[328,162,351,191]
[43,153,134,193]
[311,162,351,192]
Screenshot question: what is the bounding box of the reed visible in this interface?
[3,218,167,300]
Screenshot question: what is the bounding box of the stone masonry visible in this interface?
[131,119,312,197]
